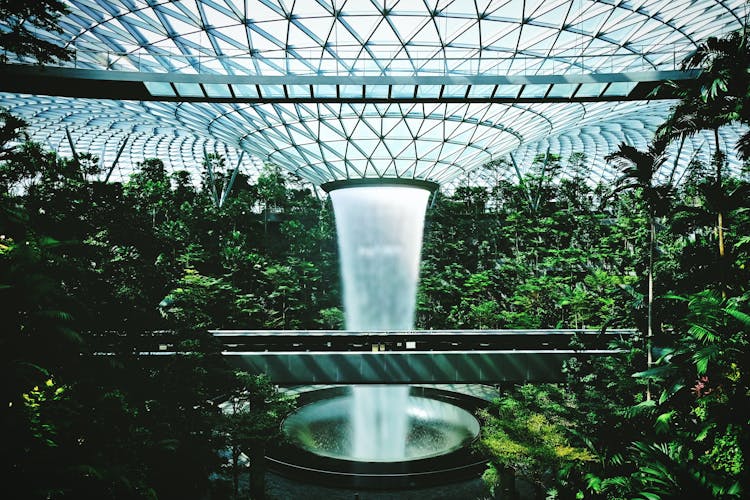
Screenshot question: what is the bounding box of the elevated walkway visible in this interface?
[211,329,636,384]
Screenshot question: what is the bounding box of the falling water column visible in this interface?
[325,179,436,461]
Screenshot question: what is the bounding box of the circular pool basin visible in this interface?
[284,392,479,462]
[267,386,487,489]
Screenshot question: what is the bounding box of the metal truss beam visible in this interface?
[0,64,695,104]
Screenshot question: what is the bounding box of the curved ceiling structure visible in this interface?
[1,0,748,186]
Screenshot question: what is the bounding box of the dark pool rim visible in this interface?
[266,386,489,490]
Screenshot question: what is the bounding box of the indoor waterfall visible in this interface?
[329,184,430,461]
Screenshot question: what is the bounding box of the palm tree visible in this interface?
[657,27,750,291]
[658,95,728,262]
[606,140,673,400]
[682,29,750,155]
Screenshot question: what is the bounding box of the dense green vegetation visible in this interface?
[1,6,749,498]
[0,139,328,498]
[473,28,750,499]
[2,107,748,498]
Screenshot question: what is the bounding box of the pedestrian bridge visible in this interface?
[209,329,636,384]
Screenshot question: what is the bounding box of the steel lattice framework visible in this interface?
[0,0,748,186]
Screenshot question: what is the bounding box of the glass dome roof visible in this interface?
[1,0,747,185]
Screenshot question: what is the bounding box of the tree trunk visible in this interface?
[248,444,266,500]
[718,211,725,258]
[535,485,546,500]
[495,466,517,499]
[232,447,240,500]
[714,127,727,297]
[646,218,655,401]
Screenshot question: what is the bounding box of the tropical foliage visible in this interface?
[473,27,750,499]
[1,11,749,500]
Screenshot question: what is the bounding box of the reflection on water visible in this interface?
[283,394,480,462]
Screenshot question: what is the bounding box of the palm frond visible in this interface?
[623,399,658,419]
[658,382,685,405]
[632,365,675,381]
[734,129,750,161]
[724,307,750,327]
[688,324,718,343]
[692,344,722,375]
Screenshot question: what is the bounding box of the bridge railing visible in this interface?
[87,328,636,354]
[210,328,637,352]
[212,329,638,384]
[86,328,638,383]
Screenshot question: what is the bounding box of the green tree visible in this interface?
[0,108,28,164]
[160,269,241,330]
[606,141,673,400]
[124,158,173,229]
[658,28,750,284]
[220,373,295,500]
[257,163,288,216]
[0,0,72,63]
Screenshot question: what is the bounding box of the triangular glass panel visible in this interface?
[486,1,523,21]
[202,3,238,28]
[388,12,424,42]
[372,141,391,160]
[387,139,412,157]
[530,2,570,28]
[450,21,480,47]
[484,27,520,51]
[292,1,332,19]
